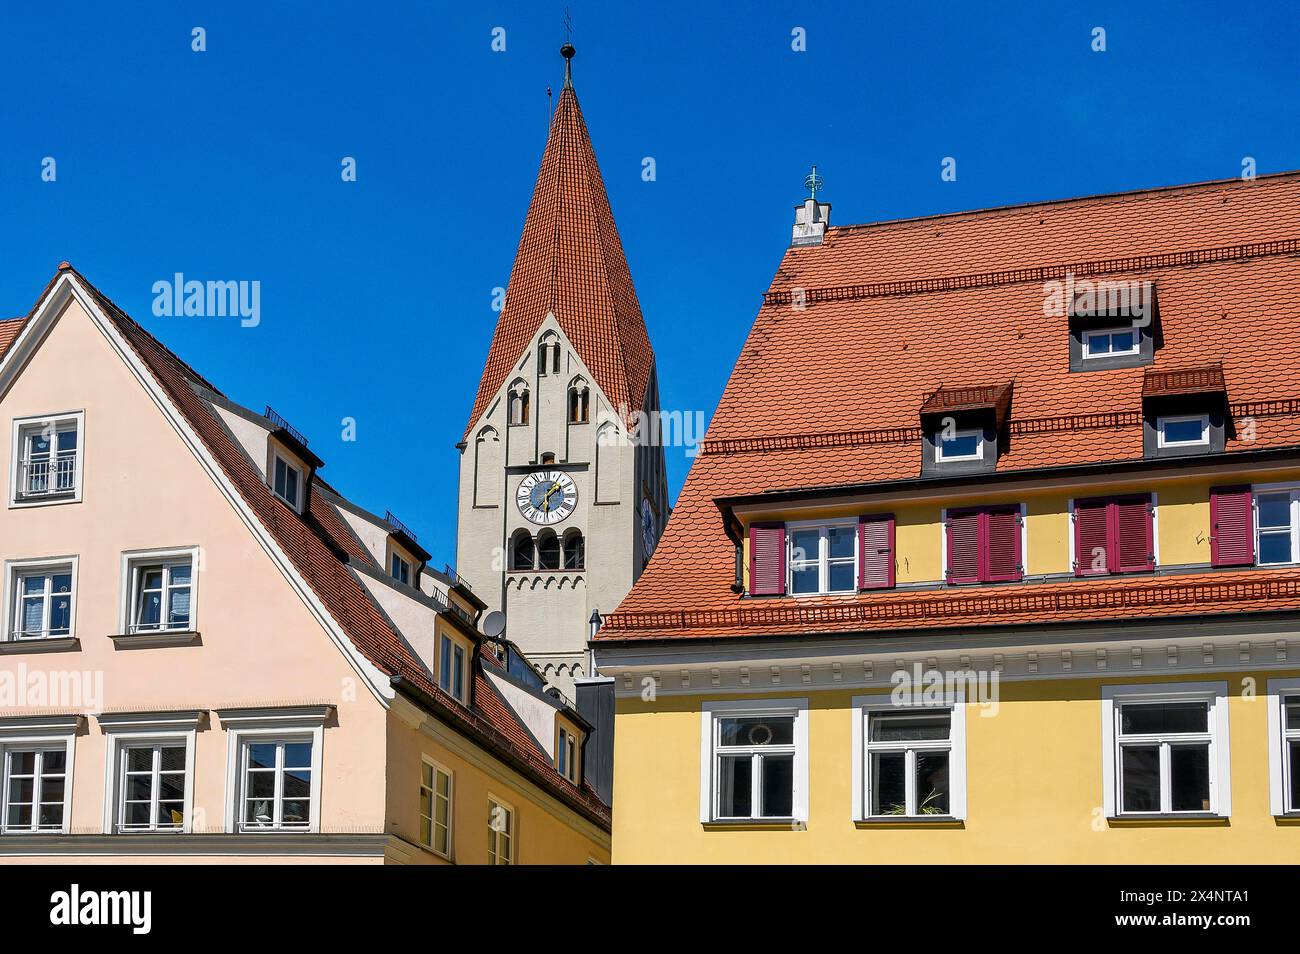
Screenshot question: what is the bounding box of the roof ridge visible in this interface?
[827,169,1300,236]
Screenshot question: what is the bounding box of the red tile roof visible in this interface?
[463,81,656,439]
[601,172,1300,642]
[3,268,609,827]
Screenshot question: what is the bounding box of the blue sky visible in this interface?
[1,1,1296,570]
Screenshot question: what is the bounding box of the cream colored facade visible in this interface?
[0,271,609,864]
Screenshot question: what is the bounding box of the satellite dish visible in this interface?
[481,611,506,640]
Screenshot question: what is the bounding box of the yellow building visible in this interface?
[0,265,610,864]
[594,171,1300,863]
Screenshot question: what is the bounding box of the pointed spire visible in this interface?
[465,50,656,439]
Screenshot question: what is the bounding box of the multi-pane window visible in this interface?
[11,567,73,640]
[129,560,192,632]
[1156,414,1209,448]
[865,710,953,817]
[1,747,67,833]
[240,739,313,831]
[439,635,466,703]
[272,454,302,508]
[1115,702,1213,815]
[788,523,856,596]
[488,799,514,865]
[713,715,796,820]
[420,761,452,857]
[1256,490,1298,565]
[1083,326,1139,358]
[15,419,79,501]
[391,553,411,586]
[118,743,186,832]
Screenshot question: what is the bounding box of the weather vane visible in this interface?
[804,164,824,201]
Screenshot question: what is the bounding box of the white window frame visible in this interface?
[787,519,857,597]
[1082,325,1140,359]
[419,756,453,859]
[0,715,78,835]
[1100,681,1230,819]
[218,707,329,834]
[699,698,809,824]
[852,691,968,821]
[487,795,515,865]
[98,711,201,835]
[3,556,78,642]
[1253,483,1300,567]
[1266,678,1300,817]
[1156,413,1210,449]
[270,449,303,510]
[120,547,199,635]
[9,411,85,507]
[935,427,984,463]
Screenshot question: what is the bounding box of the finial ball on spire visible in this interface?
[561,42,575,59]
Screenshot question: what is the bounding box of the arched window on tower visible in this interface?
[568,377,590,424]
[508,380,530,426]
[510,530,535,571]
[539,332,561,376]
[474,426,500,506]
[537,530,561,570]
[562,529,585,570]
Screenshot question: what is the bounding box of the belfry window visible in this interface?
[563,530,585,570]
[537,531,561,571]
[510,532,535,571]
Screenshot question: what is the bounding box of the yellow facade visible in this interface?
[610,670,1300,864]
[733,470,1300,582]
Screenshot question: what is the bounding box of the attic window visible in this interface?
[272,453,302,509]
[1157,414,1210,448]
[1142,365,1226,459]
[1083,326,1139,359]
[936,429,983,462]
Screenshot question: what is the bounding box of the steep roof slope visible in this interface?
[464,74,655,438]
[601,172,1300,642]
[2,267,609,826]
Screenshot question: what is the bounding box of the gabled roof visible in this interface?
[2,266,609,826]
[463,63,655,438]
[600,171,1300,642]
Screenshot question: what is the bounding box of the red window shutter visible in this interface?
[1113,494,1154,573]
[859,514,895,590]
[748,522,786,595]
[1210,485,1254,567]
[1074,498,1111,577]
[983,506,1023,582]
[946,510,981,584]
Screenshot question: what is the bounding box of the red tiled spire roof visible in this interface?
[464,62,655,438]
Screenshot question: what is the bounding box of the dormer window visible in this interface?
[557,726,578,782]
[391,552,412,585]
[1156,414,1210,449]
[1082,326,1139,359]
[919,383,1011,476]
[272,452,302,509]
[1068,280,1157,371]
[438,631,467,703]
[1143,366,1226,459]
[935,428,983,463]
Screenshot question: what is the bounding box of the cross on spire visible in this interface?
[805,164,824,202]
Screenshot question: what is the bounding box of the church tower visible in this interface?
[456,44,668,696]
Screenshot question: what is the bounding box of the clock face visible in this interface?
[516,470,578,525]
[640,497,657,556]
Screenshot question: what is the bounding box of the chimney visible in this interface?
[791,165,831,247]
